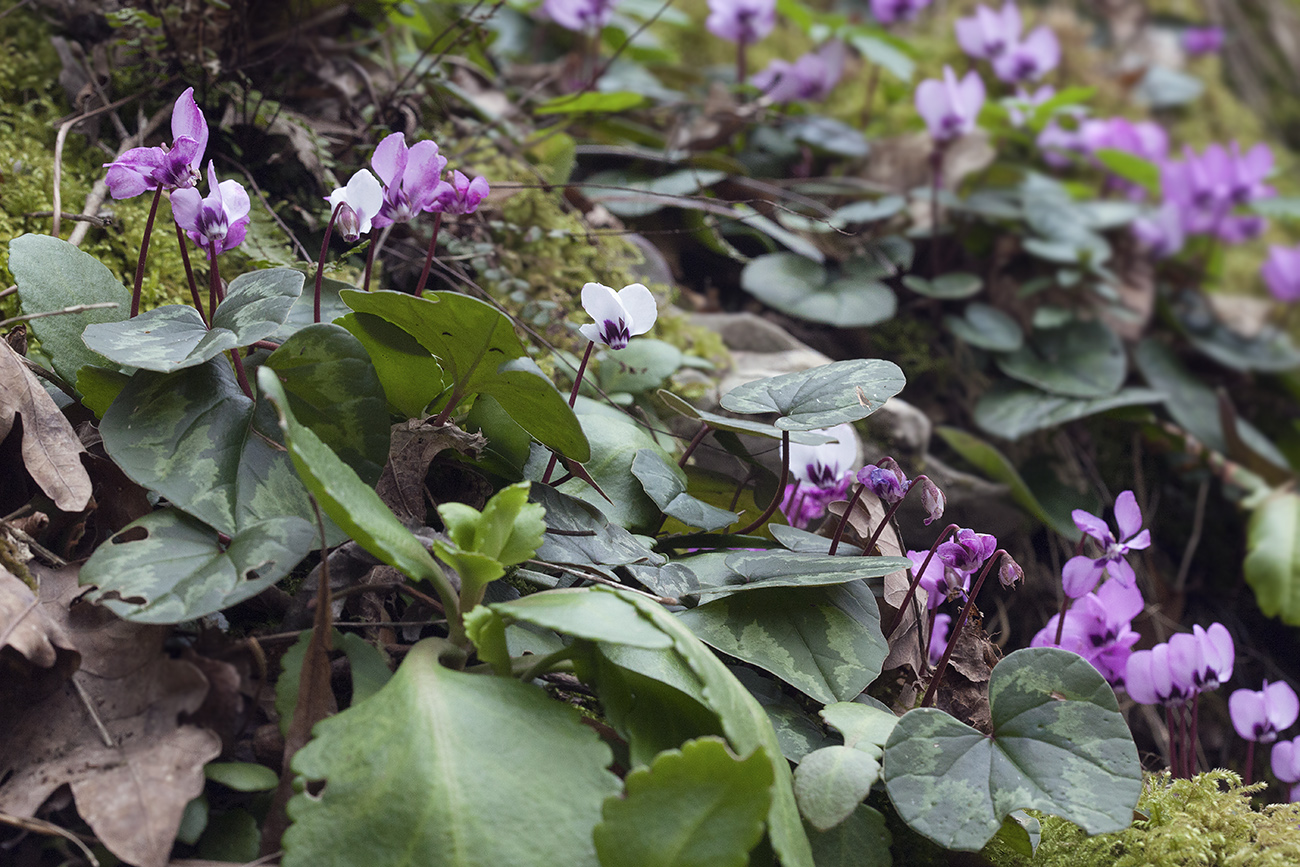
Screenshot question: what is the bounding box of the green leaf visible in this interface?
[1245,491,1300,625]
[989,811,1041,858]
[436,482,546,602]
[79,509,315,623]
[794,746,881,831]
[935,426,1081,539]
[338,312,448,418]
[83,268,303,372]
[533,484,667,570]
[678,583,887,704]
[581,169,727,219]
[882,647,1141,851]
[719,359,905,431]
[944,303,1024,352]
[740,253,896,328]
[996,320,1126,398]
[557,412,669,531]
[597,339,684,394]
[8,233,129,387]
[690,551,909,599]
[1175,291,1300,373]
[1092,149,1160,197]
[820,702,898,755]
[729,204,827,264]
[264,323,391,487]
[656,391,833,444]
[75,365,130,417]
[631,449,737,531]
[257,367,449,591]
[464,605,512,674]
[342,290,589,461]
[492,587,673,648]
[1250,197,1300,220]
[785,116,870,159]
[831,196,905,225]
[901,273,983,300]
[205,762,279,792]
[283,638,621,867]
[845,29,914,80]
[974,383,1162,440]
[336,632,393,704]
[273,275,354,342]
[535,91,646,114]
[593,737,773,867]
[100,358,320,536]
[807,805,892,867]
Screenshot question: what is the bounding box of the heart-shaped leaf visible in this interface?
[882,646,1141,851]
[794,745,882,831]
[944,303,1024,352]
[596,339,684,396]
[996,320,1125,398]
[690,551,910,599]
[740,253,897,328]
[902,272,983,299]
[558,413,670,531]
[974,383,1162,440]
[631,449,737,532]
[338,312,447,418]
[532,484,667,570]
[80,509,316,623]
[719,359,906,431]
[821,702,898,755]
[656,391,833,445]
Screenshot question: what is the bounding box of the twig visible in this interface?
[22,210,113,227]
[51,120,75,238]
[0,811,99,866]
[0,302,119,329]
[1175,477,1210,592]
[71,674,115,748]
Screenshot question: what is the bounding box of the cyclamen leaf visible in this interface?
[631,449,737,532]
[490,589,672,649]
[719,359,906,431]
[1244,491,1300,625]
[794,746,881,831]
[806,805,891,867]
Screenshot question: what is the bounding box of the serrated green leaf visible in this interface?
[882,647,1141,851]
[719,359,905,431]
[79,508,315,623]
[794,746,881,831]
[464,605,512,675]
[594,737,772,867]
[631,449,737,531]
[283,638,621,867]
[436,482,546,600]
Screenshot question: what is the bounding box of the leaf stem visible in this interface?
[413,212,443,298]
[921,547,1007,708]
[314,202,342,324]
[541,340,596,484]
[517,646,578,682]
[885,523,959,640]
[129,186,163,318]
[362,233,378,292]
[677,423,712,468]
[734,430,789,536]
[176,222,207,326]
[827,483,866,556]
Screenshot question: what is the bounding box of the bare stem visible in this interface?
[176,223,207,326]
[827,483,866,556]
[541,340,595,484]
[414,212,444,298]
[314,202,342,324]
[130,186,163,318]
[362,235,378,292]
[734,430,790,536]
[678,424,711,469]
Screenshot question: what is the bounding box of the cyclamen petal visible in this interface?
[328,169,384,241]
[170,87,209,167]
[578,282,657,349]
[789,424,856,486]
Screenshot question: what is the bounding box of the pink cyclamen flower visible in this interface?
[929,612,952,666]
[871,0,931,24]
[1061,490,1151,598]
[1272,737,1300,801]
[579,282,657,350]
[937,527,997,574]
[955,2,1021,61]
[1230,680,1300,744]
[752,40,846,103]
[326,169,384,243]
[104,87,208,199]
[1127,643,1195,706]
[705,0,776,44]
[1005,84,1055,127]
[992,25,1060,83]
[915,66,986,143]
[370,132,448,228]
[1262,245,1300,303]
[169,161,250,256]
[1183,26,1224,57]
[909,550,969,611]
[1034,577,1143,687]
[544,0,617,32]
[431,171,490,216]
[1132,201,1186,259]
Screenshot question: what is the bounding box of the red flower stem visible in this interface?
[921,548,1007,708]
[1244,739,1255,787]
[176,223,207,326]
[208,244,221,328]
[862,496,906,555]
[925,607,939,670]
[413,212,443,298]
[1166,704,1179,777]
[885,523,959,640]
[678,424,712,469]
[130,186,163,318]
[363,236,378,292]
[314,202,342,324]
[1053,596,1071,646]
[827,483,867,556]
[734,431,790,536]
[1190,695,1201,778]
[208,249,251,400]
[541,340,596,485]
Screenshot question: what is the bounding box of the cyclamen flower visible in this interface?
[1262,245,1300,303]
[992,25,1060,84]
[371,132,448,228]
[1161,142,1275,243]
[1061,490,1150,598]
[1036,111,1090,167]
[705,0,776,44]
[578,282,657,349]
[871,0,931,24]
[104,87,208,199]
[857,460,909,505]
[915,67,986,143]
[326,169,384,243]
[1034,577,1143,686]
[544,0,617,32]
[1272,737,1300,801]
[432,171,490,216]
[1230,680,1300,744]
[779,424,856,530]
[955,2,1021,61]
[929,613,952,666]
[752,41,845,103]
[1183,26,1224,57]
[1126,643,1194,706]
[908,550,969,611]
[1171,623,1234,693]
[918,478,946,526]
[169,161,250,256]
[936,528,997,574]
[1132,200,1186,259]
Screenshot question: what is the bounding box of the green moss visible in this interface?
[982,771,1300,867]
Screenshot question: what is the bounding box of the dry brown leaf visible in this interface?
[0,564,78,677]
[376,419,486,524]
[0,564,220,867]
[0,341,92,512]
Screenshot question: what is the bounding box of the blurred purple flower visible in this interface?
[1230,680,1300,744]
[936,528,997,574]
[915,66,986,143]
[1005,84,1055,127]
[871,0,931,24]
[104,87,208,199]
[371,132,448,228]
[955,2,1021,61]
[929,612,952,666]
[857,462,910,505]
[326,169,384,243]
[169,161,250,256]
[1263,245,1300,303]
[1183,26,1224,57]
[909,549,969,611]
[1035,576,1143,686]
[992,25,1060,83]
[779,423,856,529]
[544,0,617,32]
[432,171,490,216]
[1061,490,1150,598]
[706,0,776,44]
[1132,200,1186,259]
[752,40,845,103]
[1036,110,1089,167]
[1272,737,1300,801]
[1160,142,1274,243]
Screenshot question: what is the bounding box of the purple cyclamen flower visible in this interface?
[915,66,986,143]
[1230,680,1300,744]
[1272,737,1300,801]
[857,462,909,506]
[929,612,952,666]
[1036,110,1090,167]
[1170,623,1234,693]
[778,424,856,530]
[1262,245,1300,303]
[169,161,250,256]
[918,478,946,525]
[1183,26,1224,57]
[752,40,846,103]
[370,132,448,228]
[1160,142,1274,243]
[1035,577,1143,687]
[871,0,931,25]
[104,87,208,199]
[432,171,490,216]
[1132,200,1186,259]
[705,0,776,45]
[1126,643,1195,706]
[992,25,1060,84]
[908,549,969,611]
[1061,490,1151,598]
[936,528,997,574]
[544,0,617,32]
[327,169,384,243]
[955,2,1021,61]
[579,282,657,350]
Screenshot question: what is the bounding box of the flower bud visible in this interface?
[335,201,362,243]
[999,554,1023,589]
[857,464,910,505]
[917,477,946,526]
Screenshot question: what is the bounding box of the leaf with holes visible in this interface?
[719,359,905,431]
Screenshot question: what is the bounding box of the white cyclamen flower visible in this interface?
[578,282,657,349]
[787,422,857,486]
[327,169,384,242]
